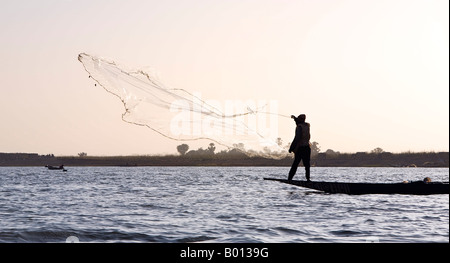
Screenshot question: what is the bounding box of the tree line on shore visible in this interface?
[170,142,448,167]
[175,141,385,158]
[1,140,448,167]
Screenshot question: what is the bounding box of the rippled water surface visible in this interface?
[0,167,448,242]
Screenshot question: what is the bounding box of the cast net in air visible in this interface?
[78,53,290,157]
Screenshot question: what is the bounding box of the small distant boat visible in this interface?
[118,163,138,167]
[45,165,67,172]
[264,178,449,195]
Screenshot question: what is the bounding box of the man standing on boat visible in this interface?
[288,114,311,181]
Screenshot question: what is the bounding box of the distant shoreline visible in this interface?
[1,152,448,167]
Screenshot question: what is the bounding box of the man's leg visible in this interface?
[305,166,310,181]
[288,153,302,180]
[302,146,312,181]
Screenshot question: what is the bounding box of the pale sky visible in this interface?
[0,0,448,156]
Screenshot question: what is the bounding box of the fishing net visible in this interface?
[78,53,289,157]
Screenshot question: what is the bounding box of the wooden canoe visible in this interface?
[264,178,449,195]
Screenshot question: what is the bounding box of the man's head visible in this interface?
[295,114,306,125]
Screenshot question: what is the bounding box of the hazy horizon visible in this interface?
[1,147,447,157]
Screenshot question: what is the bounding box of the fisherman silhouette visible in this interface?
[288,114,311,181]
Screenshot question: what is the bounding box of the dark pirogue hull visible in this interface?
[264,178,449,195]
[45,165,67,172]
[46,166,64,170]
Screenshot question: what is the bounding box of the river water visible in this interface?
[0,166,448,243]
